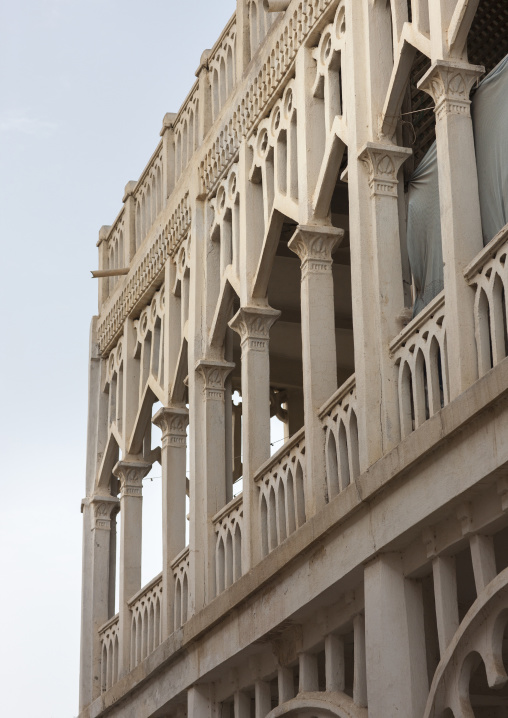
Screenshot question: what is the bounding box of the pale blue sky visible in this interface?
[0,1,233,714]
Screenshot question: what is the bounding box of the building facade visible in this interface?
[79,1,508,716]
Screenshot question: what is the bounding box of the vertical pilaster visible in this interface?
[122,181,137,262]
[432,554,459,656]
[289,225,343,515]
[229,306,280,570]
[196,55,212,145]
[358,144,412,454]
[113,459,151,676]
[160,113,177,200]
[188,684,215,717]
[365,554,429,718]
[419,61,484,398]
[97,226,111,309]
[152,406,189,638]
[193,360,235,607]
[89,496,120,699]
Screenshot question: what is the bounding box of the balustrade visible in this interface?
[134,142,165,252]
[319,375,360,502]
[212,494,243,595]
[390,292,449,439]
[99,614,119,694]
[465,222,508,379]
[171,547,190,631]
[254,429,306,557]
[128,573,163,670]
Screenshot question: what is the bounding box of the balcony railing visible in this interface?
[171,547,190,631]
[213,494,243,595]
[390,292,449,439]
[128,573,163,670]
[319,374,360,502]
[254,428,306,557]
[98,613,119,694]
[465,223,508,379]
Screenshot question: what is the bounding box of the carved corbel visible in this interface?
[288,225,344,278]
[358,143,412,198]
[90,495,120,531]
[229,306,281,353]
[113,460,152,498]
[418,60,484,121]
[195,359,235,401]
[152,406,189,449]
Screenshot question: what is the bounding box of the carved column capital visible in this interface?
[113,460,152,498]
[195,359,235,400]
[152,406,189,448]
[359,143,412,198]
[90,495,120,531]
[288,225,343,277]
[229,306,281,353]
[418,60,484,121]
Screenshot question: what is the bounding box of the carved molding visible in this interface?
[91,496,120,531]
[195,360,235,401]
[152,407,189,448]
[288,225,344,277]
[418,60,484,122]
[113,460,152,498]
[229,306,281,353]
[359,143,412,198]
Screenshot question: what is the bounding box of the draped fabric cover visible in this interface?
[472,53,508,245]
[406,54,508,315]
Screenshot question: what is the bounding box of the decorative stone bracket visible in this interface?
[152,407,189,449]
[418,60,484,121]
[90,495,120,531]
[359,142,412,198]
[113,460,152,498]
[229,306,281,353]
[195,360,235,401]
[288,225,344,278]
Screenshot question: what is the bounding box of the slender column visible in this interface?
[234,691,251,718]
[419,61,484,398]
[353,614,367,708]
[193,360,235,607]
[255,680,271,717]
[325,633,345,692]
[97,226,111,308]
[113,459,151,676]
[365,554,428,718]
[229,306,280,569]
[470,534,497,594]
[160,113,176,200]
[358,144,412,454]
[289,225,343,515]
[152,406,189,639]
[299,652,319,692]
[89,496,119,700]
[432,554,460,655]
[122,181,137,262]
[188,684,215,717]
[277,666,295,704]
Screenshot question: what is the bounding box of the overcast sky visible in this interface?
[0,1,234,715]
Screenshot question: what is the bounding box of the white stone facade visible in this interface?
[79,2,508,716]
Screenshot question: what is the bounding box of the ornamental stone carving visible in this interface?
[359,143,412,198]
[195,360,235,401]
[152,406,189,448]
[229,306,281,353]
[113,460,152,498]
[418,60,484,121]
[288,225,343,277]
[90,496,120,531]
